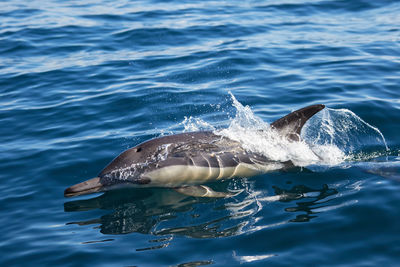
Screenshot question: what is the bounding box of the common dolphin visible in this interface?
[65,104,325,198]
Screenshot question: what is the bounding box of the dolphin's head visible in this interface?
[64,144,156,197]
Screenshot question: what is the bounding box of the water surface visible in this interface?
[1,0,400,266]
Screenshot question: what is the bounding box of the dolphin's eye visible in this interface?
[136,147,142,152]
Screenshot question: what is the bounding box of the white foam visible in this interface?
[181,116,215,132]
[214,93,345,166]
[173,93,388,167]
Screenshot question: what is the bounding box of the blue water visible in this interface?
[1,0,400,266]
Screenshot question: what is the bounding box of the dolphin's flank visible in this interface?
[64,104,325,198]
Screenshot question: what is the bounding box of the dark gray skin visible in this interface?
[99,131,271,183]
[65,104,325,198]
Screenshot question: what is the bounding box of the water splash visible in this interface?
[222,93,390,166]
[181,116,215,132]
[159,116,215,137]
[303,107,389,159]
[166,93,388,167]
[215,93,344,166]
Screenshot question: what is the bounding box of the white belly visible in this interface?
[144,162,283,187]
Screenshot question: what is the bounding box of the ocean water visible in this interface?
[1,0,400,266]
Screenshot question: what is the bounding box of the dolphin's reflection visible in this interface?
[65,180,250,237]
[65,177,342,239]
[66,188,198,235]
[271,184,338,222]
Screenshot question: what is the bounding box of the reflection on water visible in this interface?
[65,179,251,238]
[273,184,338,222]
[65,175,352,247]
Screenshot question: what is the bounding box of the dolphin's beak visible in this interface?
[64,177,103,197]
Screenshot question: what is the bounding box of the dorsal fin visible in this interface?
[271,104,325,141]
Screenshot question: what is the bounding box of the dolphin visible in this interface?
[64,104,325,198]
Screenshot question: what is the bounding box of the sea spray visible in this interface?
[175,93,388,167]
[215,93,344,166]
[181,116,215,133]
[303,107,389,159]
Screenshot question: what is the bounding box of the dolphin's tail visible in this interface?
[64,177,103,197]
[271,104,325,141]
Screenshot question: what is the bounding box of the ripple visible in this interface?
[1,0,400,265]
